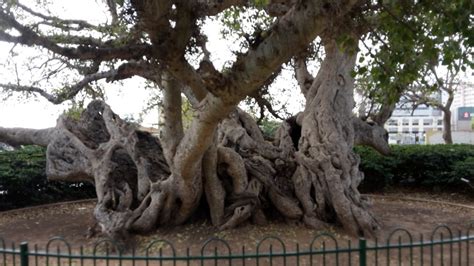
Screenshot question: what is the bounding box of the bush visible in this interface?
[356,144,474,193]
[0,146,96,211]
[453,156,474,181]
[1,144,472,210]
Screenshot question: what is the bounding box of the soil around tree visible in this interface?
[0,191,473,253]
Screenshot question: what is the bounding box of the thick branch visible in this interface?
[14,2,101,31]
[105,0,119,25]
[216,0,359,102]
[195,0,248,16]
[352,118,390,155]
[294,56,314,97]
[0,127,55,147]
[253,94,285,121]
[159,71,184,166]
[167,58,208,101]
[0,8,152,61]
[173,94,234,181]
[371,101,396,125]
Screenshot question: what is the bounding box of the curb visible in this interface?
[0,198,96,215]
[365,194,474,210]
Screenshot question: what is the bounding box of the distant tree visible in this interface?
[402,33,471,144]
[403,75,459,144]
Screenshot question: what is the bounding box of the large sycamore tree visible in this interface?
[0,0,471,244]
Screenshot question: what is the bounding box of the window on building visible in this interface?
[437,120,443,126]
[423,119,432,126]
[402,119,409,126]
[388,119,397,126]
[412,119,419,126]
[388,127,398,133]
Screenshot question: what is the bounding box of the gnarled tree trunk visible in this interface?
[0,44,387,246]
[293,40,379,237]
[0,92,383,247]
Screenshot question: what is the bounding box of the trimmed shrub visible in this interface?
[356,144,474,193]
[1,144,472,210]
[453,156,474,182]
[0,146,96,211]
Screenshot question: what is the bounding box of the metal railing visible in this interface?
[1,222,473,265]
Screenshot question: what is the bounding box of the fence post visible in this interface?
[20,242,29,266]
[359,238,367,266]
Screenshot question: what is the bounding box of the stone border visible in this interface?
[1,194,473,216]
[367,194,474,210]
[0,198,96,215]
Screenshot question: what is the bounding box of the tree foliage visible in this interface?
[356,0,473,122]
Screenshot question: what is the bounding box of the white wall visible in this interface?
[426,131,474,144]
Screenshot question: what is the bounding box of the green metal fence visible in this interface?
[1,222,473,265]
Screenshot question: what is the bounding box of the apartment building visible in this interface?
[451,82,474,131]
[385,82,474,144]
[386,105,443,144]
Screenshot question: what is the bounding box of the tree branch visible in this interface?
[294,55,314,97]
[352,117,390,155]
[195,0,249,16]
[105,0,119,25]
[253,94,285,121]
[0,127,55,147]
[0,8,152,61]
[168,58,209,101]
[159,71,185,167]
[0,61,158,104]
[14,1,102,31]
[215,0,360,103]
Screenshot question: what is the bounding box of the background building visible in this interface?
[385,82,474,144]
[386,105,443,144]
[451,82,474,131]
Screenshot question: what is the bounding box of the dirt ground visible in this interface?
[0,191,473,265]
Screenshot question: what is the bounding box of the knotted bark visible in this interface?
[293,40,379,237]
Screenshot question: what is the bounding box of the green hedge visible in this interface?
[356,144,474,193]
[1,145,473,210]
[0,146,96,211]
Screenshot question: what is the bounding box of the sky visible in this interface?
[0,1,158,128]
[0,0,303,129]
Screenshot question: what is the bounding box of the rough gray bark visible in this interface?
[293,40,379,237]
[216,109,303,229]
[352,118,390,155]
[0,127,55,147]
[295,49,390,156]
[1,101,171,246]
